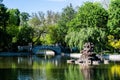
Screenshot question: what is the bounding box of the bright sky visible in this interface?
[2,0,94,14]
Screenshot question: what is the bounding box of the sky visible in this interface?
[2,0,94,14]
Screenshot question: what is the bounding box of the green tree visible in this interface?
[0,28,12,51]
[46,10,60,25]
[43,25,58,45]
[6,9,20,42]
[20,12,30,26]
[28,12,46,45]
[57,4,76,46]
[42,11,60,45]
[7,9,20,26]
[0,4,11,51]
[17,26,34,45]
[0,4,9,31]
[68,2,108,29]
[6,25,19,43]
[106,0,120,51]
[66,2,108,51]
[65,27,106,51]
[28,11,60,45]
[107,0,120,36]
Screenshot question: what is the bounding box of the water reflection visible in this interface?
[111,65,120,78]
[0,56,120,80]
[65,65,84,80]
[80,65,91,80]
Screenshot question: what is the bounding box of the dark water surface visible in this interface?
[0,55,120,80]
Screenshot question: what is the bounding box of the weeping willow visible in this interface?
[65,27,106,51]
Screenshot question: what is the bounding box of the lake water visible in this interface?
[0,55,120,80]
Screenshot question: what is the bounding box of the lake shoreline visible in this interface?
[1,52,120,62]
[0,52,31,57]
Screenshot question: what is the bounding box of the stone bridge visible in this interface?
[32,45,61,55]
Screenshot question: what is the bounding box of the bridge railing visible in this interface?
[32,45,61,55]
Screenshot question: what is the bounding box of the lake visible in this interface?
[0,55,120,80]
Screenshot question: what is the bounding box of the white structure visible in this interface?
[109,55,120,61]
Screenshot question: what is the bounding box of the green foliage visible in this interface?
[0,1,119,53]
[29,12,45,27]
[6,25,19,37]
[43,25,58,45]
[106,0,120,50]
[6,25,19,43]
[0,4,9,31]
[0,4,11,51]
[28,11,60,45]
[108,34,120,50]
[0,28,12,51]
[65,2,109,51]
[66,27,106,51]
[57,4,76,45]
[46,10,60,25]
[107,0,120,35]
[17,26,34,45]
[20,12,30,26]
[68,2,108,29]
[28,12,46,45]
[7,9,20,26]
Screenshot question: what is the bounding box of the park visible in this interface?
[0,0,120,80]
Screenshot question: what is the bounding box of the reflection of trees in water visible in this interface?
[65,65,84,80]
[0,69,18,80]
[79,65,108,80]
[86,64,120,80]
[65,64,120,80]
[0,57,18,69]
[111,65,120,78]
[80,65,91,80]
[32,60,65,80]
[17,55,62,69]
[81,65,110,80]
[1,56,120,80]
[17,69,33,80]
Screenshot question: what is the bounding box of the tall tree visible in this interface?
[66,2,108,51]
[0,4,9,31]
[107,0,120,51]
[68,2,108,29]
[28,12,46,45]
[46,10,60,25]
[107,0,120,36]
[57,4,76,46]
[20,12,30,26]
[6,9,20,39]
[17,26,34,45]
[7,9,20,26]
[0,4,12,51]
[65,27,106,51]
[43,25,58,45]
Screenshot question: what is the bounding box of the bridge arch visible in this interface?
[32,46,61,55]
